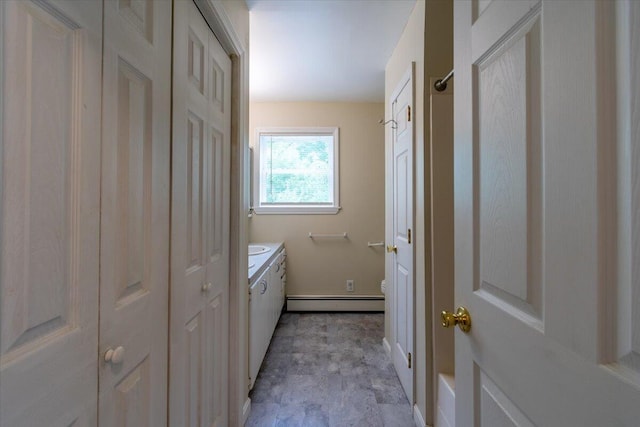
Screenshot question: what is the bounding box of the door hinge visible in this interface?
[248,290,252,302]
[248,377,252,389]
[408,228,411,244]
[408,352,412,369]
[407,106,411,122]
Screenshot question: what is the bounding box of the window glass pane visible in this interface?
[259,134,334,205]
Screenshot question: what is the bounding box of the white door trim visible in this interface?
[179,1,250,425]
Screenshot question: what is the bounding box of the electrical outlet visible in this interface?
[346,279,354,292]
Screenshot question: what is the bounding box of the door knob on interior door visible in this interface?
[104,346,125,364]
[441,307,472,333]
[386,245,397,253]
[201,282,212,293]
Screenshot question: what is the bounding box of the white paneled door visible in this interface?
[170,1,231,426]
[98,0,171,426]
[0,1,103,426]
[389,66,414,404]
[454,0,640,425]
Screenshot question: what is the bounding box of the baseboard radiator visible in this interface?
[286,295,384,312]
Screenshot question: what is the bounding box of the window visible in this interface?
[253,127,340,214]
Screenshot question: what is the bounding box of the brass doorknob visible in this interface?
[441,307,471,333]
[386,245,397,253]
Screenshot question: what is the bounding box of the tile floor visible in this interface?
[246,312,415,427]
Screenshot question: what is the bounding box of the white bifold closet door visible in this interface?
[170,0,232,426]
[0,1,103,426]
[0,0,172,425]
[98,0,171,426]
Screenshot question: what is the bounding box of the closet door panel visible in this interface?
[184,109,206,314]
[202,30,231,427]
[205,294,226,426]
[98,0,171,425]
[0,1,102,426]
[171,1,231,425]
[182,4,209,317]
[185,313,204,427]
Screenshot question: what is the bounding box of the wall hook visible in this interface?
[378,118,397,129]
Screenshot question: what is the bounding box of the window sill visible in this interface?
[253,206,341,215]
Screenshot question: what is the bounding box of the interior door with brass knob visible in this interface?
[454,1,640,425]
[388,65,415,403]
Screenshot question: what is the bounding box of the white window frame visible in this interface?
[253,127,340,215]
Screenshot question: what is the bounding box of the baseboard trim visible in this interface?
[286,295,384,312]
[413,403,428,427]
[242,398,251,426]
[382,337,391,357]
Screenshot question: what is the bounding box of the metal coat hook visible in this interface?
[378,118,397,129]
[434,69,454,92]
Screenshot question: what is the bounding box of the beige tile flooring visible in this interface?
[246,312,415,427]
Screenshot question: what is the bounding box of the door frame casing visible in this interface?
[185,1,250,425]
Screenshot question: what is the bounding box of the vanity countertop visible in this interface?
[248,242,284,285]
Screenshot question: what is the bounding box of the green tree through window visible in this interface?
[256,128,339,214]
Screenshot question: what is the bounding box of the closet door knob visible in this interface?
[201,282,212,292]
[104,346,125,364]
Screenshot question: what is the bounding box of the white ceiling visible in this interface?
[247,0,416,102]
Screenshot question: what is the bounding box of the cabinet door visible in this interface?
[279,251,286,309]
[269,260,278,328]
[280,251,287,309]
[259,271,271,351]
[248,279,263,389]
[0,1,102,426]
[170,1,231,426]
[98,0,172,425]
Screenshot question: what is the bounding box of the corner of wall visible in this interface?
[384,0,454,425]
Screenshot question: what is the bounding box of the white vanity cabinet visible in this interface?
[248,246,286,389]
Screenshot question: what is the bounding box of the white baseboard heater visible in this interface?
[286,295,384,312]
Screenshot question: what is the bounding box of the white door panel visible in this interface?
[171,1,231,425]
[454,0,640,425]
[0,1,102,425]
[98,0,171,425]
[389,67,414,403]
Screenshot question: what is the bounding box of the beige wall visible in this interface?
[249,102,386,297]
[427,0,455,400]
[220,0,250,48]
[425,1,454,424]
[425,2,455,426]
[384,0,453,424]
